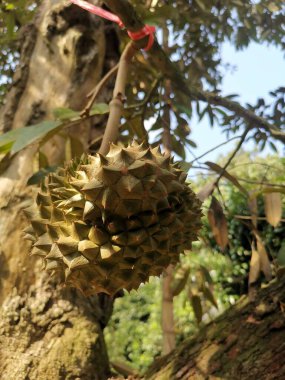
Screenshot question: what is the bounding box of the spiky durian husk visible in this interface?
[24,143,202,295]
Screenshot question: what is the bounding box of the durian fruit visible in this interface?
[24,142,202,295]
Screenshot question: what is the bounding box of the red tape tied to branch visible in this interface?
[70,0,155,51]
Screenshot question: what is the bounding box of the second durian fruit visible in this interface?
[24,142,202,295]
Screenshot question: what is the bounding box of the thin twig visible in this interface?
[234,215,285,222]
[99,42,137,155]
[230,162,282,171]
[237,178,285,188]
[81,63,119,117]
[126,75,162,111]
[214,127,250,187]
[190,135,242,164]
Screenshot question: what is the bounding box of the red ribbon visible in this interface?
[70,0,155,51]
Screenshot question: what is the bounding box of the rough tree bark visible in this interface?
[145,278,285,380]
[0,1,119,379]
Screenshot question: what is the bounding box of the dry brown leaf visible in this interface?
[190,295,203,324]
[255,232,272,281]
[205,161,248,195]
[248,242,261,285]
[248,193,258,228]
[197,181,215,202]
[264,192,282,227]
[171,267,190,296]
[208,196,229,250]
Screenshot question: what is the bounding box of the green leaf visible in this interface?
[277,241,285,267]
[0,141,14,154]
[128,117,147,140]
[190,295,203,324]
[0,129,23,153]
[225,94,239,99]
[172,267,190,296]
[53,107,80,121]
[11,120,62,154]
[65,136,85,161]
[27,166,58,186]
[90,103,109,116]
[199,265,214,285]
[173,103,192,118]
[5,4,16,10]
[171,135,186,160]
[195,0,206,12]
[0,153,13,175]
[39,151,49,169]
[186,138,197,148]
[69,136,85,157]
[177,161,192,172]
[202,286,218,309]
[267,3,280,12]
[6,13,15,38]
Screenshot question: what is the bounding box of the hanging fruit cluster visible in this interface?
[24,142,202,295]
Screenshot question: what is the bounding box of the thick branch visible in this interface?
[104,0,285,145]
[145,277,285,380]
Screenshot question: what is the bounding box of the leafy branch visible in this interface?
[104,0,285,145]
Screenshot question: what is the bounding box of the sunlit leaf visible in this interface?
[208,196,229,250]
[248,193,258,228]
[205,161,247,195]
[172,267,190,296]
[248,242,261,285]
[90,103,109,115]
[254,232,272,281]
[53,107,80,121]
[197,181,215,202]
[0,128,23,153]
[264,192,282,227]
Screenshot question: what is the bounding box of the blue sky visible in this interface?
[190,42,284,162]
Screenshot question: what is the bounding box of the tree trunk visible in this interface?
[0,1,119,379]
[146,278,285,380]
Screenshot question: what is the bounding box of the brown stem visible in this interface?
[190,135,242,164]
[99,42,136,155]
[161,25,175,356]
[214,127,250,187]
[234,215,285,222]
[162,78,172,155]
[162,265,175,355]
[81,63,119,118]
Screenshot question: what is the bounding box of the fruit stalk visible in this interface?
[99,42,136,155]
